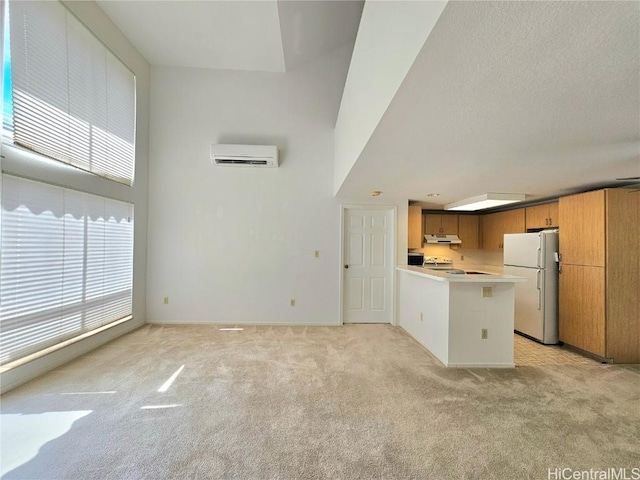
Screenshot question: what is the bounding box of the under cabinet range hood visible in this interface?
[424,234,462,244]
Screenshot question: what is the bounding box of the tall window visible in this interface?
[7,1,135,186]
[0,0,136,366]
[0,176,134,365]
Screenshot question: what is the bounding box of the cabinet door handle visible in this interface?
[344,264,349,269]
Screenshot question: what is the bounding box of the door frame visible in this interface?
[339,205,398,326]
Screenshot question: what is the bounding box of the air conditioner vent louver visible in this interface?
[215,159,269,166]
[210,144,279,168]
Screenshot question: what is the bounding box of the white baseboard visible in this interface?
[144,320,342,327]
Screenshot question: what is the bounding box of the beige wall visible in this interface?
[413,244,505,273]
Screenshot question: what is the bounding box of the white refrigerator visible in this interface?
[503,231,559,344]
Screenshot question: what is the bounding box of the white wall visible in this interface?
[333,0,447,194]
[0,0,150,393]
[398,270,515,368]
[146,46,352,325]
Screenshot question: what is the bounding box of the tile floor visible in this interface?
[514,333,600,366]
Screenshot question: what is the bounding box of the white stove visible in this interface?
[422,256,454,270]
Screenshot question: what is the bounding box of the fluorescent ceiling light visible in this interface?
[444,193,526,211]
[140,404,182,410]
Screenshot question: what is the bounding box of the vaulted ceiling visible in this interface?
[96,0,639,205]
[96,0,364,72]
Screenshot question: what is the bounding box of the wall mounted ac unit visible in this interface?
[210,144,279,167]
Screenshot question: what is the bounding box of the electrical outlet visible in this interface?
[420,312,423,321]
[163,296,169,305]
[290,299,295,307]
[481,328,488,339]
[482,286,493,297]
[314,250,320,258]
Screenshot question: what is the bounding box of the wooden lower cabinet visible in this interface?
[558,264,605,357]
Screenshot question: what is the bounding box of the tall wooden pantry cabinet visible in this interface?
[558,188,639,363]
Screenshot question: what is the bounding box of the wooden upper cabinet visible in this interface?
[525,202,559,230]
[458,215,479,249]
[481,213,501,250]
[408,205,423,249]
[481,209,525,249]
[559,190,605,267]
[424,214,458,235]
[440,215,459,234]
[548,202,559,227]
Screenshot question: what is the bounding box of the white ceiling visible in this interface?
[97,0,639,206]
[97,1,287,71]
[336,1,640,205]
[96,0,364,73]
[277,0,364,71]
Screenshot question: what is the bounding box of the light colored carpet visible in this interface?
[1,324,639,479]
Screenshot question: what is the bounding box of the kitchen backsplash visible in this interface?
[414,245,504,273]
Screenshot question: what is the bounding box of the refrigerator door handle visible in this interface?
[536,269,542,310]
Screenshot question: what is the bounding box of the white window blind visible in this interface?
[0,175,134,365]
[9,0,136,186]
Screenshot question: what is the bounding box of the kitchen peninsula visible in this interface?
[397,266,526,368]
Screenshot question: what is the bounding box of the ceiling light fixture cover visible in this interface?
[444,193,526,211]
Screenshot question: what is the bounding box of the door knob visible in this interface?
[344,264,349,269]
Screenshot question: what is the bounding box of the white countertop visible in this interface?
[397,265,527,283]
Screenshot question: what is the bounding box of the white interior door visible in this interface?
[343,207,394,324]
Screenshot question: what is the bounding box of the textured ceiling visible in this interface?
[96,0,639,205]
[336,1,640,204]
